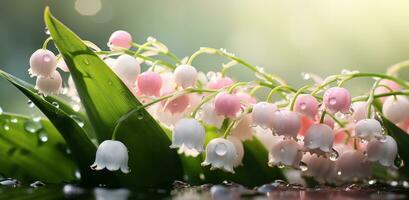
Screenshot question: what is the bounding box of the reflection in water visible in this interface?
[94,187,130,200]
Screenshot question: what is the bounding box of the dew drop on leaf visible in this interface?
[24,120,43,134]
[52,102,60,108]
[72,104,81,112]
[3,125,10,131]
[10,118,18,123]
[394,154,405,168]
[83,59,90,65]
[44,27,50,35]
[0,107,3,115]
[38,132,48,143]
[27,100,35,108]
[70,115,84,127]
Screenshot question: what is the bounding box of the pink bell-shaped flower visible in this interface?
[323,87,351,114]
[294,94,319,118]
[270,110,301,139]
[108,30,132,50]
[214,92,241,118]
[137,71,162,97]
[35,70,62,96]
[29,49,57,77]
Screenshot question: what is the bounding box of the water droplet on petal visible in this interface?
[277,163,285,169]
[299,103,307,110]
[329,148,339,161]
[24,120,43,134]
[52,102,60,108]
[33,116,41,122]
[30,181,45,188]
[378,134,387,143]
[215,143,227,156]
[301,72,311,80]
[43,54,52,63]
[390,181,398,187]
[368,179,376,185]
[70,115,84,127]
[329,97,337,105]
[0,179,19,187]
[299,161,308,172]
[337,171,342,176]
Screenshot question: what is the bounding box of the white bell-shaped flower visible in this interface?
[355,119,383,141]
[251,102,277,128]
[174,64,198,89]
[227,136,244,167]
[200,102,224,128]
[270,110,301,139]
[231,114,253,141]
[111,54,141,85]
[91,140,130,173]
[335,150,370,181]
[35,70,62,96]
[268,139,303,169]
[201,138,237,173]
[302,153,334,183]
[29,49,57,77]
[303,124,334,157]
[366,135,398,168]
[253,127,283,150]
[171,118,205,157]
[382,96,409,124]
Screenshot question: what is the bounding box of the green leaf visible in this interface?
[0,113,75,183]
[0,70,104,186]
[381,115,409,178]
[178,128,285,187]
[44,7,182,187]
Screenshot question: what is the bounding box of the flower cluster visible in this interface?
[30,30,409,184]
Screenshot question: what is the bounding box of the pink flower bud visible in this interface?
[108,30,132,50]
[137,71,162,97]
[235,92,256,105]
[323,87,351,114]
[294,94,319,118]
[207,77,234,89]
[161,90,190,114]
[29,49,57,77]
[382,96,409,124]
[214,92,241,118]
[271,110,301,139]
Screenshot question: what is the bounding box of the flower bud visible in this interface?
[137,71,162,97]
[366,135,398,168]
[200,102,224,128]
[207,77,234,89]
[323,87,351,114]
[174,64,197,89]
[111,54,141,85]
[171,118,205,157]
[268,139,303,169]
[202,138,237,173]
[251,102,277,129]
[35,71,62,95]
[382,96,409,124]
[303,124,334,157]
[29,49,57,77]
[108,30,132,50]
[294,94,319,118]
[214,92,241,118]
[91,140,130,173]
[231,114,253,141]
[271,110,301,139]
[355,119,383,141]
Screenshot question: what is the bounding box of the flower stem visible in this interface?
[42,37,53,49]
[289,85,312,111]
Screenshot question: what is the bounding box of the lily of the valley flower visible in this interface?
[200,102,224,128]
[270,110,301,139]
[108,30,133,50]
[268,139,303,169]
[355,119,383,141]
[335,150,370,181]
[173,64,198,89]
[323,87,351,114]
[171,118,205,157]
[382,96,409,124]
[29,49,57,77]
[35,70,62,96]
[227,136,244,167]
[366,135,398,168]
[201,138,237,173]
[111,54,141,86]
[303,124,334,157]
[251,102,277,128]
[91,140,130,173]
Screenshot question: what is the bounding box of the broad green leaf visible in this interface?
[0,70,106,186]
[44,7,183,187]
[0,113,75,183]
[381,115,409,178]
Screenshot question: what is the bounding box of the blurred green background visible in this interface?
[0,0,408,115]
